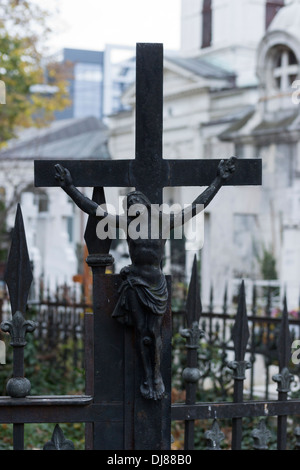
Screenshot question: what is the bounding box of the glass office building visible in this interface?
[73,62,103,118]
[56,48,104,120]
[55,47,136,121]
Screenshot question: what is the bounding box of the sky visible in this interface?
[41,0,182,54]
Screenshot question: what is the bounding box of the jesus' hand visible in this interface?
[217,157,236,181]
[54,164,73,188]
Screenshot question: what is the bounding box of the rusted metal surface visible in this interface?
[171,400,300,421]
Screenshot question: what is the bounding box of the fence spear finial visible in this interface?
[272,294,294,394]
[4,204,33,315]
[277,294,291,370]
[1,204,36,399]
[180,255,204,349]
[232,280,249,362]
[185,255,201,328]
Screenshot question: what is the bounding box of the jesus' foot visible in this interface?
[140,379,154,400]
[140,377,165,400]
[153,376,165,400]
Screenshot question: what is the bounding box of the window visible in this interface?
[67,216,74,243]
[74,63,102,119]
[34,192,49,213]
[202,0,212,49]
[272,46,298,91]
[233,214,260,278]
[266,1,284,30]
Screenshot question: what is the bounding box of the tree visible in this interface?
[0,0,71,145]
[259,248,278,281]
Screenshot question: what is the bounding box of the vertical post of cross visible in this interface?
[134,43,164,203]
[130,42,172,450]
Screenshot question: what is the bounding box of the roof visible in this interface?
[0,116,110,160]
[165,55,236,81]
[220,108,300,142]
[252,112,299,134]
[219,108,256,140]
[268,0,300,43]
[121,52,237,105]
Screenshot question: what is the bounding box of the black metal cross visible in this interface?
[34,43,262,205]
[34,42,262,451]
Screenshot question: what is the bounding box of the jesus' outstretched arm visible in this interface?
[54,164,123,228]
[170,157,237,229]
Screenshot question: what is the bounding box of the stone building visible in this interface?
[108,0,300,308]
[0,117,110,291]
[2,0,300,310]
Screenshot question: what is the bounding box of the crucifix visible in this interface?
[34,43,261,450]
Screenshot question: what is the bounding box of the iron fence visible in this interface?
[171,259,300,450]
[1,206,300,450]
[173,289,300,403]
[30,297,87,374]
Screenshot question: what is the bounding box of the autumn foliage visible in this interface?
[0,0,71,145]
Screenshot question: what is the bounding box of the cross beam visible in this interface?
[34,43,262,204]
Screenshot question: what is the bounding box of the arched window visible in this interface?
[272,46,298,91]
[266,1,284,30]
[202,0,212,49]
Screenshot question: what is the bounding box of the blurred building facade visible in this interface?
[2,0,300,309]
[0,117,111,292]
[0,44,136,294]
[108,0,300,308]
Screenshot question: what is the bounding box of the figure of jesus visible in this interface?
[54,157,236,400]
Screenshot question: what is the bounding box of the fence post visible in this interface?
[249,285,257,400]
[0,205,36,449]
[180,255,204,450]
[265,286,272,400]
[272,295,294,450]
[228,280,251,450]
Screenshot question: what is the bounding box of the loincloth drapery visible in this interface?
[112,269,168,325]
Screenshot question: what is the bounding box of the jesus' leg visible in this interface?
[127,290,154,399]
[148,314,165,400]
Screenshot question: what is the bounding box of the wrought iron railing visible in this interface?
[172,256,300,450]
[1,205,300,450]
